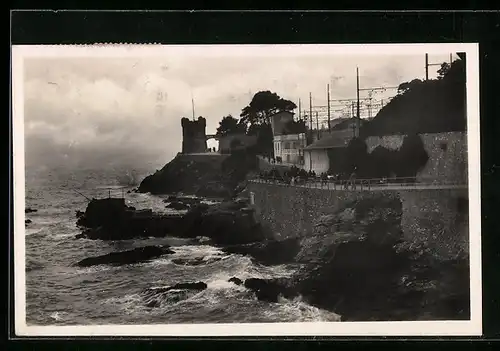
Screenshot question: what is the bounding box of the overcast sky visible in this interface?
[23,50,456,172]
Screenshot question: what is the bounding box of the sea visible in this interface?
[24,166,340,325]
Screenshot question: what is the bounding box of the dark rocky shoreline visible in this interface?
[74,188,470,321]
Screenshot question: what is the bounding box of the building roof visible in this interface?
[304,130,354,150]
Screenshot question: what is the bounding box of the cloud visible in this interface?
[22,52,453,173]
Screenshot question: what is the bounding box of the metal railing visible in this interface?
[73,187,130,202]
[250,175,467,191]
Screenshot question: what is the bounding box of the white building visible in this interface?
[303,130,353,174]
[269,110,307,165]
[273,133,307,165]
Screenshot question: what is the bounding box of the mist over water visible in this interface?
[24,167,340,325]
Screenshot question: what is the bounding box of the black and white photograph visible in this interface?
[12,44,481,336]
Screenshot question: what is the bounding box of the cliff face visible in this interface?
[244,182,470,320]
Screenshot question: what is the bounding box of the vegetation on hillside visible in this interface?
[213,90,300,157]
[215,115,247,137]
[338,135,429,180]
[360,57,466,137]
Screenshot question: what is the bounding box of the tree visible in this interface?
[216,115,246,136]
[248,123,274,158]
[394,134,429,179]
[437,62,451,79]
[239,91,296,156]
[397,79,424,95]
[230,138,242,150]
[342,137,369,177]
[283,119,307,134]
[360,57,466,137]
[239,90,297,127]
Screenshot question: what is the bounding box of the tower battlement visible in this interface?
[181,117,207,153]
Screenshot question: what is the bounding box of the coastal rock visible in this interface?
[194,236,213,245]
[137,150,258,198]
[222,237,301,265]
[272,194,470,321]
[25,219,32,225]
[76,198,184,240]
[294,241,409,315]
[244,278,295,303]
[171,256,222,266]
[180,202,270,245]
[166,201,190,211]
[76,245,174,267]
[25,208,37,214]
[148,282,207,292]
[142,281,207,307]
[228,277,243,285]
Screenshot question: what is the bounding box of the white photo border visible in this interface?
[12,43,482,337]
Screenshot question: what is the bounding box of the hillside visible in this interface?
[138,150,258,198]
[360,57,466,137]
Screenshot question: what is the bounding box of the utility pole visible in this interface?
[327,84,331,132]
[425,53,446,80]
[425,53,429,81]
[351,102,356,138]
[315,112,320,139]
[309,92,313,138]
[191,91,195,121]
[356,67,360,138]
[298,98,301,120]
[368,91,373,119]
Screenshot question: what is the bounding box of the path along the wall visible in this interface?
[247,182,469,260]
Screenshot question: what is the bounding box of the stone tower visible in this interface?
[270,110,295,136]
[181,117,207,154]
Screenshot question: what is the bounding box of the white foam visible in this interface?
[270,296,342,322]
[49,312,68,322]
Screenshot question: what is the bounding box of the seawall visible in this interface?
[247,182,469,260]
[365,131,468,184]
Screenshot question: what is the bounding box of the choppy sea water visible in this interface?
[24,168,340,325]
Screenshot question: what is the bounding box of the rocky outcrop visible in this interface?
[228,277,243,285]
[75,197,270,245]
[25,208,37,213]
[222,237,301,266]
[166,201,191,211]
[236,194,470,321]
[142,281,208,308]
[244,278,295,303]
[137,149,257,198]
[75,198,184,240]
[171,256,222,266]
[180,201,271,245]
[76,245,174,267]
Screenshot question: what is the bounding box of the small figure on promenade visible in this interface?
[349,168,357,190]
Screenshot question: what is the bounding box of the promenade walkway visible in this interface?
[249,179,467,191]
